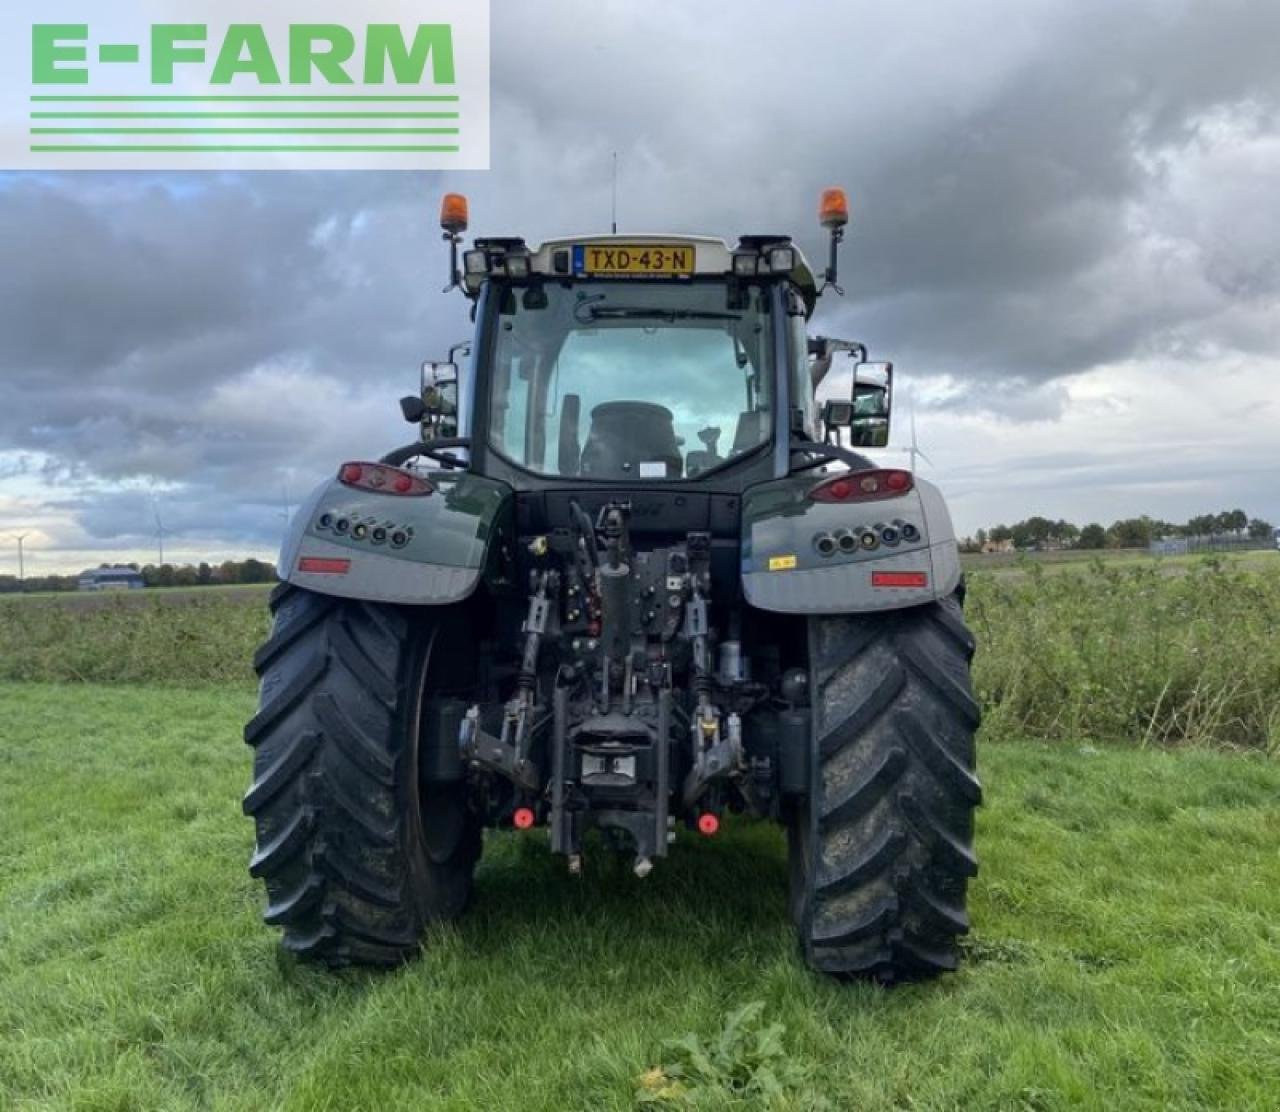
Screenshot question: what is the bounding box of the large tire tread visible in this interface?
[244,584,479,967]
[794,593,981,982]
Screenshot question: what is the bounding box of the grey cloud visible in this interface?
[2,173,471,492]
[482,0,1280,385]
[3,0,1280,555]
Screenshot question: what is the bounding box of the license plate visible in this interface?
[573,243,695,277]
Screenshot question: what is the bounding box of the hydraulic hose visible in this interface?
[568,499,600,572]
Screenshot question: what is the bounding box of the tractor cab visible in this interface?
[399,191,892,491]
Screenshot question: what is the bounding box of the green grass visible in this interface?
[962,547,1278,578]
[969,557,1280,751]
[2,683,1279,1110]
[5,557,1279,751]
[0,594,267,684]
[0,583,273,605]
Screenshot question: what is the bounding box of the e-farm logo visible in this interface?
[1,1,489,169]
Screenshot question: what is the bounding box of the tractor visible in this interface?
[243,188,981,981]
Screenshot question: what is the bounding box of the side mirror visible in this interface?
[422,361,458,391]
[417,360,461,438]
[851,361,892,447]
[817,359,893,447]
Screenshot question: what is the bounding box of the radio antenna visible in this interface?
[611,151,618,234]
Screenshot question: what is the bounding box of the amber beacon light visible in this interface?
[818,187,849,289]
[819,187,849,229]
[440,192,469,234]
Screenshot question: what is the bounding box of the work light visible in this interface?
[766,245,797,273]
[503,253,532,279]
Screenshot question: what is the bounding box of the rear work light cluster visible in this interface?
[461,237,533,292]
[732,243,798,277]
[464,248,531,280]
[810,468,913,503]
[337,461,433,496]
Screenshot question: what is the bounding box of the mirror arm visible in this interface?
[820,226,845,296]
[442,230,463,293]
[809,338,867,387]
[380,437,471,470]
[789,438,874,473]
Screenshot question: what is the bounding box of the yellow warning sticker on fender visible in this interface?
[768,554,798,571]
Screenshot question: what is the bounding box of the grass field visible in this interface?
[3,547,1273,604]
[0,583,272,608]
[2,683,1279,1110]
[968,556,1280,751]
[2,552,1278,1107]
[4,554,1277,751]
[960,547,1278,578]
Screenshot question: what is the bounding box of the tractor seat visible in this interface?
[579,401,682,479]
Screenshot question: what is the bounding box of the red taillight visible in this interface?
[337,461,433,496]
[872,571,928,588]
[298,556,351,575]
[810,468,913,503]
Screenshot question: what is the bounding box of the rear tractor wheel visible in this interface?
[243,584,481,966]
[790,593,981,981]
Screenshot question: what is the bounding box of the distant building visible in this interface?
[78,566,146,591]
[1150,536,1189,556]
[981,539,1015,554]
[1151,533,1265,555]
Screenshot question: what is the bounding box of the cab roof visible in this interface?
[521,234,819,316]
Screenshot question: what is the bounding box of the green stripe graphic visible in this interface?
[31,95,459,102]
[27,93,467,157]
[30,145,461,153]
[32,112,458,119]
[31,127,460,135]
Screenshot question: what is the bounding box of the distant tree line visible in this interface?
[0,558,277,594]
[960,509,1275,553]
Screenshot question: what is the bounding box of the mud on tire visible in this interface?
[243,583,481,966]
[790,593,981,981]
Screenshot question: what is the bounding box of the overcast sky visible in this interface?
[3,0,1280,574]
